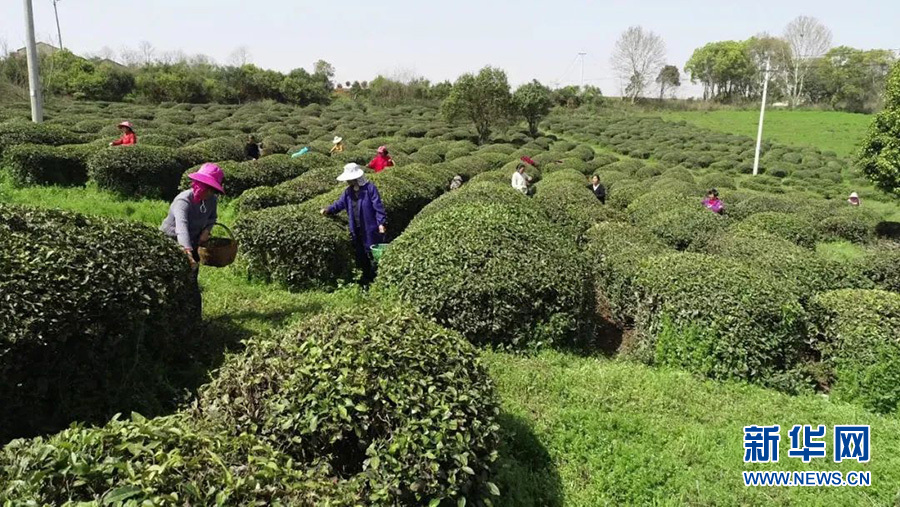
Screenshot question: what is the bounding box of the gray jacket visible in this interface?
[160,189,217,249]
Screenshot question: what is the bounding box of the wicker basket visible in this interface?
[198,223,238,267]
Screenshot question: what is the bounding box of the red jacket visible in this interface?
[367,154,393,172]
[112,131,137,146]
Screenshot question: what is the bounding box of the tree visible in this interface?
[228,46,251,66]
[513,80,552,136]
[858,61,900,196]
[656,65,680,99]
[138,41,155,65]
[779,16,832,108]
[610,26,666,103]
[442,66,513,144]
[684,41,753,101]
[816,47,896,112]
[313,60,335,79]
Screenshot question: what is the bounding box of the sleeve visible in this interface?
[327,190,347,214]
[367,158,376,169]
[172,198,193,249]
[370,186,387,225]
[111,136,124,146]
[387,157,394,167]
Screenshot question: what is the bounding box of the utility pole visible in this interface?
[52,0,63,49]
[752,58,771,176]
[23,0,44,122]
[578,52,587,89]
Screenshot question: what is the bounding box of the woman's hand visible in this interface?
[184,247,197,268]
[378,224,386,234]
[320,208,328,215]
[198,228,211,245]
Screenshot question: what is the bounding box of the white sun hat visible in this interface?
[336,163,365,181]
[849,192,859,198]
[332,136,343,144]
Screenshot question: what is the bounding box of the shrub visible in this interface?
[377,202,589,348]
[732,211,819,248]
[810,289,900,414]
[209,154,317,197]
[0,120,82,157]
[0,413,348,505]
[698,172,736,190]
[626,190,696,225]
[645,206,728,250]
[177,136,244,167]
[607,181,650,210]
[235,204,354,290]
[0,205,199,442]
[727,194,798,220]
[87,145,185,199]
[412,181,535,226]
[139,133,182,148]
[816,208,877,243]
[234,163,339,213]
[197,307,501,504]
[2,143,88,186]
[584,222,669,325]
[633,252,807,386]
[856,242,900,292]
[533,177,612,241]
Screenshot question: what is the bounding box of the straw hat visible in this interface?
[849,192,859,199]
[332,136,343,144]
[117,121,134,130]
[336,163,365,182]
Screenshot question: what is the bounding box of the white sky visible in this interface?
[2,0,898,97]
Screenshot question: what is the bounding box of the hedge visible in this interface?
[197,307,501,505]
[235,164,344,213]
[533,174,614,241]
[411,181,536,226]
[810,289,900,414]
[584,221,670,326]
[183,153,329,198]
[607,181,650,210]
[87,145,185,199]
[0,413,349,505]
[377,202,589,348]
[235,203,355,290]
[2,143,88,186]
[0,205,199,442]
[856,242,900,293]
[731,211,819,248]
[177,136,245,167]
[633,252,807,388]
[0,120,82,157]
[645,205,729,250]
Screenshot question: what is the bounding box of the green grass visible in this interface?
[487,350,900,506]
[660,110,873,158]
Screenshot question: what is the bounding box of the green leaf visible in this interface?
[487,482,500,496]
[102,485,142,505]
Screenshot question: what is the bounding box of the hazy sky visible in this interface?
[3,0,898,97]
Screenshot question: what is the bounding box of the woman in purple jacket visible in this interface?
[321,163,387,285]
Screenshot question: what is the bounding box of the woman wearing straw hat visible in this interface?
[367,145,394,173]
[109,121,137,146]
[320,163,387,286]
[160,163,226,310]
[848,191,861,206]
[330,136,345,155]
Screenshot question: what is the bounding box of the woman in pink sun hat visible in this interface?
[110,121,137,146]
[160,163,226,310]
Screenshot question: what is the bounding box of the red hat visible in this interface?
[117,121,134,130]
[520,156,537,167]
[188,163,226,194]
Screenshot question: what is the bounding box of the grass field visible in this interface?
[659,110,873,158]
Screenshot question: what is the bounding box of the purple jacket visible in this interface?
[327,182,387,249]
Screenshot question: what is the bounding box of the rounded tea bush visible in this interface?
[0,205,199,442]
[533,177,613,241]
[0,120,82,157]
[235,204,354,290]
[810,289,900,414]
[197,307,501,504]
[633,252,807,387]
[88,145,185,199]
[177,136,245,167]
[2,143,89,186]
[411,181,536,226]
[731,211,819,248]
[377,202,589,347]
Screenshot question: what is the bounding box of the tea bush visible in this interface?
[634,252,807,387]
[377,202,589,347]
[731,211,819,248]
[197,307,501,505]
[0,205,199,442]
[0,120,82,157]
[411,181,536,226]
[88,145,185,199]
[533,175,613,241]
[177,136,245,167]
[0,413,349,505]
[810,289,900,414]
[3,143,89,186]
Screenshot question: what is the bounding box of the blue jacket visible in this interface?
[327,182,387,249]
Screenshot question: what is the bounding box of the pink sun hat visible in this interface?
[377,145,388,154]
[188,163,226,194]
[117,121,134,130]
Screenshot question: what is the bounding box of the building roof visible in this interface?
[14,42,61,57]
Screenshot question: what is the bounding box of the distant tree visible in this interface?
[816,46,896,112]
[119,47,140,67]
[361,80,369,89]
[656,65,680,99]
[745,34,789,99]
[345,81,351,87]
[314,60,335,79]
[442,66,513,144]
[858,61,900,196]
[610,26,666,103]
[779,16,832,108]
[430,80,453,101]
[138,41,155,65]
[685,41,753,101]
[513,80,552,136]
[228,46,251,66]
